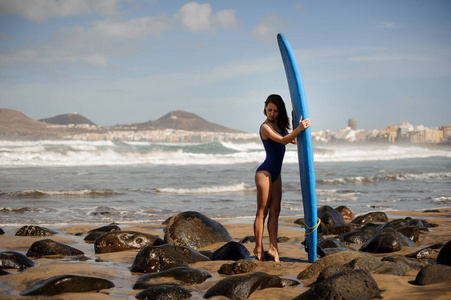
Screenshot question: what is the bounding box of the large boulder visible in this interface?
[164,211,233,249]
[135,284,192,300]
[0,251,34,270]
[94,231,159,253]
[84,224,121,242]
[347,256,407,276]
[15,225,57,236]
[130,244,210,273]
[406,243,444,260]
[335,206,354,221]
[20,275,114,296]
[133,267,211,289]
[26,239,84,258]
[204,272,299,299]
[297,251,366,280]
[340,223,380,244]
[359,228,415,253]
[351,212,388,225]
[218,259,257,275]
[437,240,451,266]
[211,241,250,261]
[317,206,346,227]
[414,264,451,285]
[293,270,381,300]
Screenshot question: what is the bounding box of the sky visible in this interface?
[0,0,450,133]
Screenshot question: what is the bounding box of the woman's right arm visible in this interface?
[262,116,311,145]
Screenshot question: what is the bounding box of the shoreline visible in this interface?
[1,208,451,299]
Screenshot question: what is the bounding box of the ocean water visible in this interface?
[0,140,450,226]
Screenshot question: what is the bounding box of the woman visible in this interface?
[254,94,311,262]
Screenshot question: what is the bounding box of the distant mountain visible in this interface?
[0,108,47,139]
[0,108,243,140]
[137,110,242,133]
[39,113,96,126]
[0,109,102,140]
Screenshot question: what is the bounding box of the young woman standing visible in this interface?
[254,94,311,262]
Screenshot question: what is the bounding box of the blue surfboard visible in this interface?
[277,33,318,263]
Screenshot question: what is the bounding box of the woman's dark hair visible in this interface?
[264,94,290,133]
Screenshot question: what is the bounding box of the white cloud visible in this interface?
[251,15,285,42]
[0,0,122,22]
[174,2,238,33]
[0,2,238,69]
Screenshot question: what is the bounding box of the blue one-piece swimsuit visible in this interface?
[256,123,286,182]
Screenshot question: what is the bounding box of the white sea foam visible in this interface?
[0,140,449,167]
[154,182,254,194]
[313,145,451,162]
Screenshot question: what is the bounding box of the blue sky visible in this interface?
[0,0,450,132]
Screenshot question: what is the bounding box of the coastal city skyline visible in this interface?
[1,1,450,132]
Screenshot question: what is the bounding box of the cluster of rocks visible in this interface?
[1,209,451,299]
[295,206,451,294]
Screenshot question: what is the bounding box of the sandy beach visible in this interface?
[1,208,450,299]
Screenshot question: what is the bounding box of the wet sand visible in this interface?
[1,208,450,299]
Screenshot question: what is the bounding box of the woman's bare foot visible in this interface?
[253,247,265,261]
[267,247,280,263]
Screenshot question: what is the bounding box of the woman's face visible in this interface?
[265,103,279,122]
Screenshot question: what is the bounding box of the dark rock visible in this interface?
[15,225,57,236]
[396,226,420,242]
[239,236,255,244]
[317,221,329,235]
[293,270,381,300]
[351,212,388,225]
[0,228,4,235]
[294,218,305,226]
[406,243,443,260]
[164,211,233,249]
[94,231,159,253]
[0,269,9,275]
[414,264,451,285]
[211,241,250,261]
[316,264,351,283]
[130,244,210,273]
[379,218,410,230]
[382,255,430,271]
[408,219,430,232]
[133,267,211,289]
[359,228,415,253]
[0,251,34,270]
[317,205,346,227]
[204,271,299,299]
[437,240,451,266]
[84,224,121,242]
[297,251,366,280]
[335,206,354,221]
[135,284,192,300]
[218,259,257,275]
[26,239,84,258]
[347,256,407,276]
[340,223,380,244]
[317,237,354,255]
[153,238,165,246]
[198,251,213,259]
[19,274,114,296]
[326,224,359,235]
[318,237,347,249]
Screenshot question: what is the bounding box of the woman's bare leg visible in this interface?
[253,171,271,260]
[267,175,282,262]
